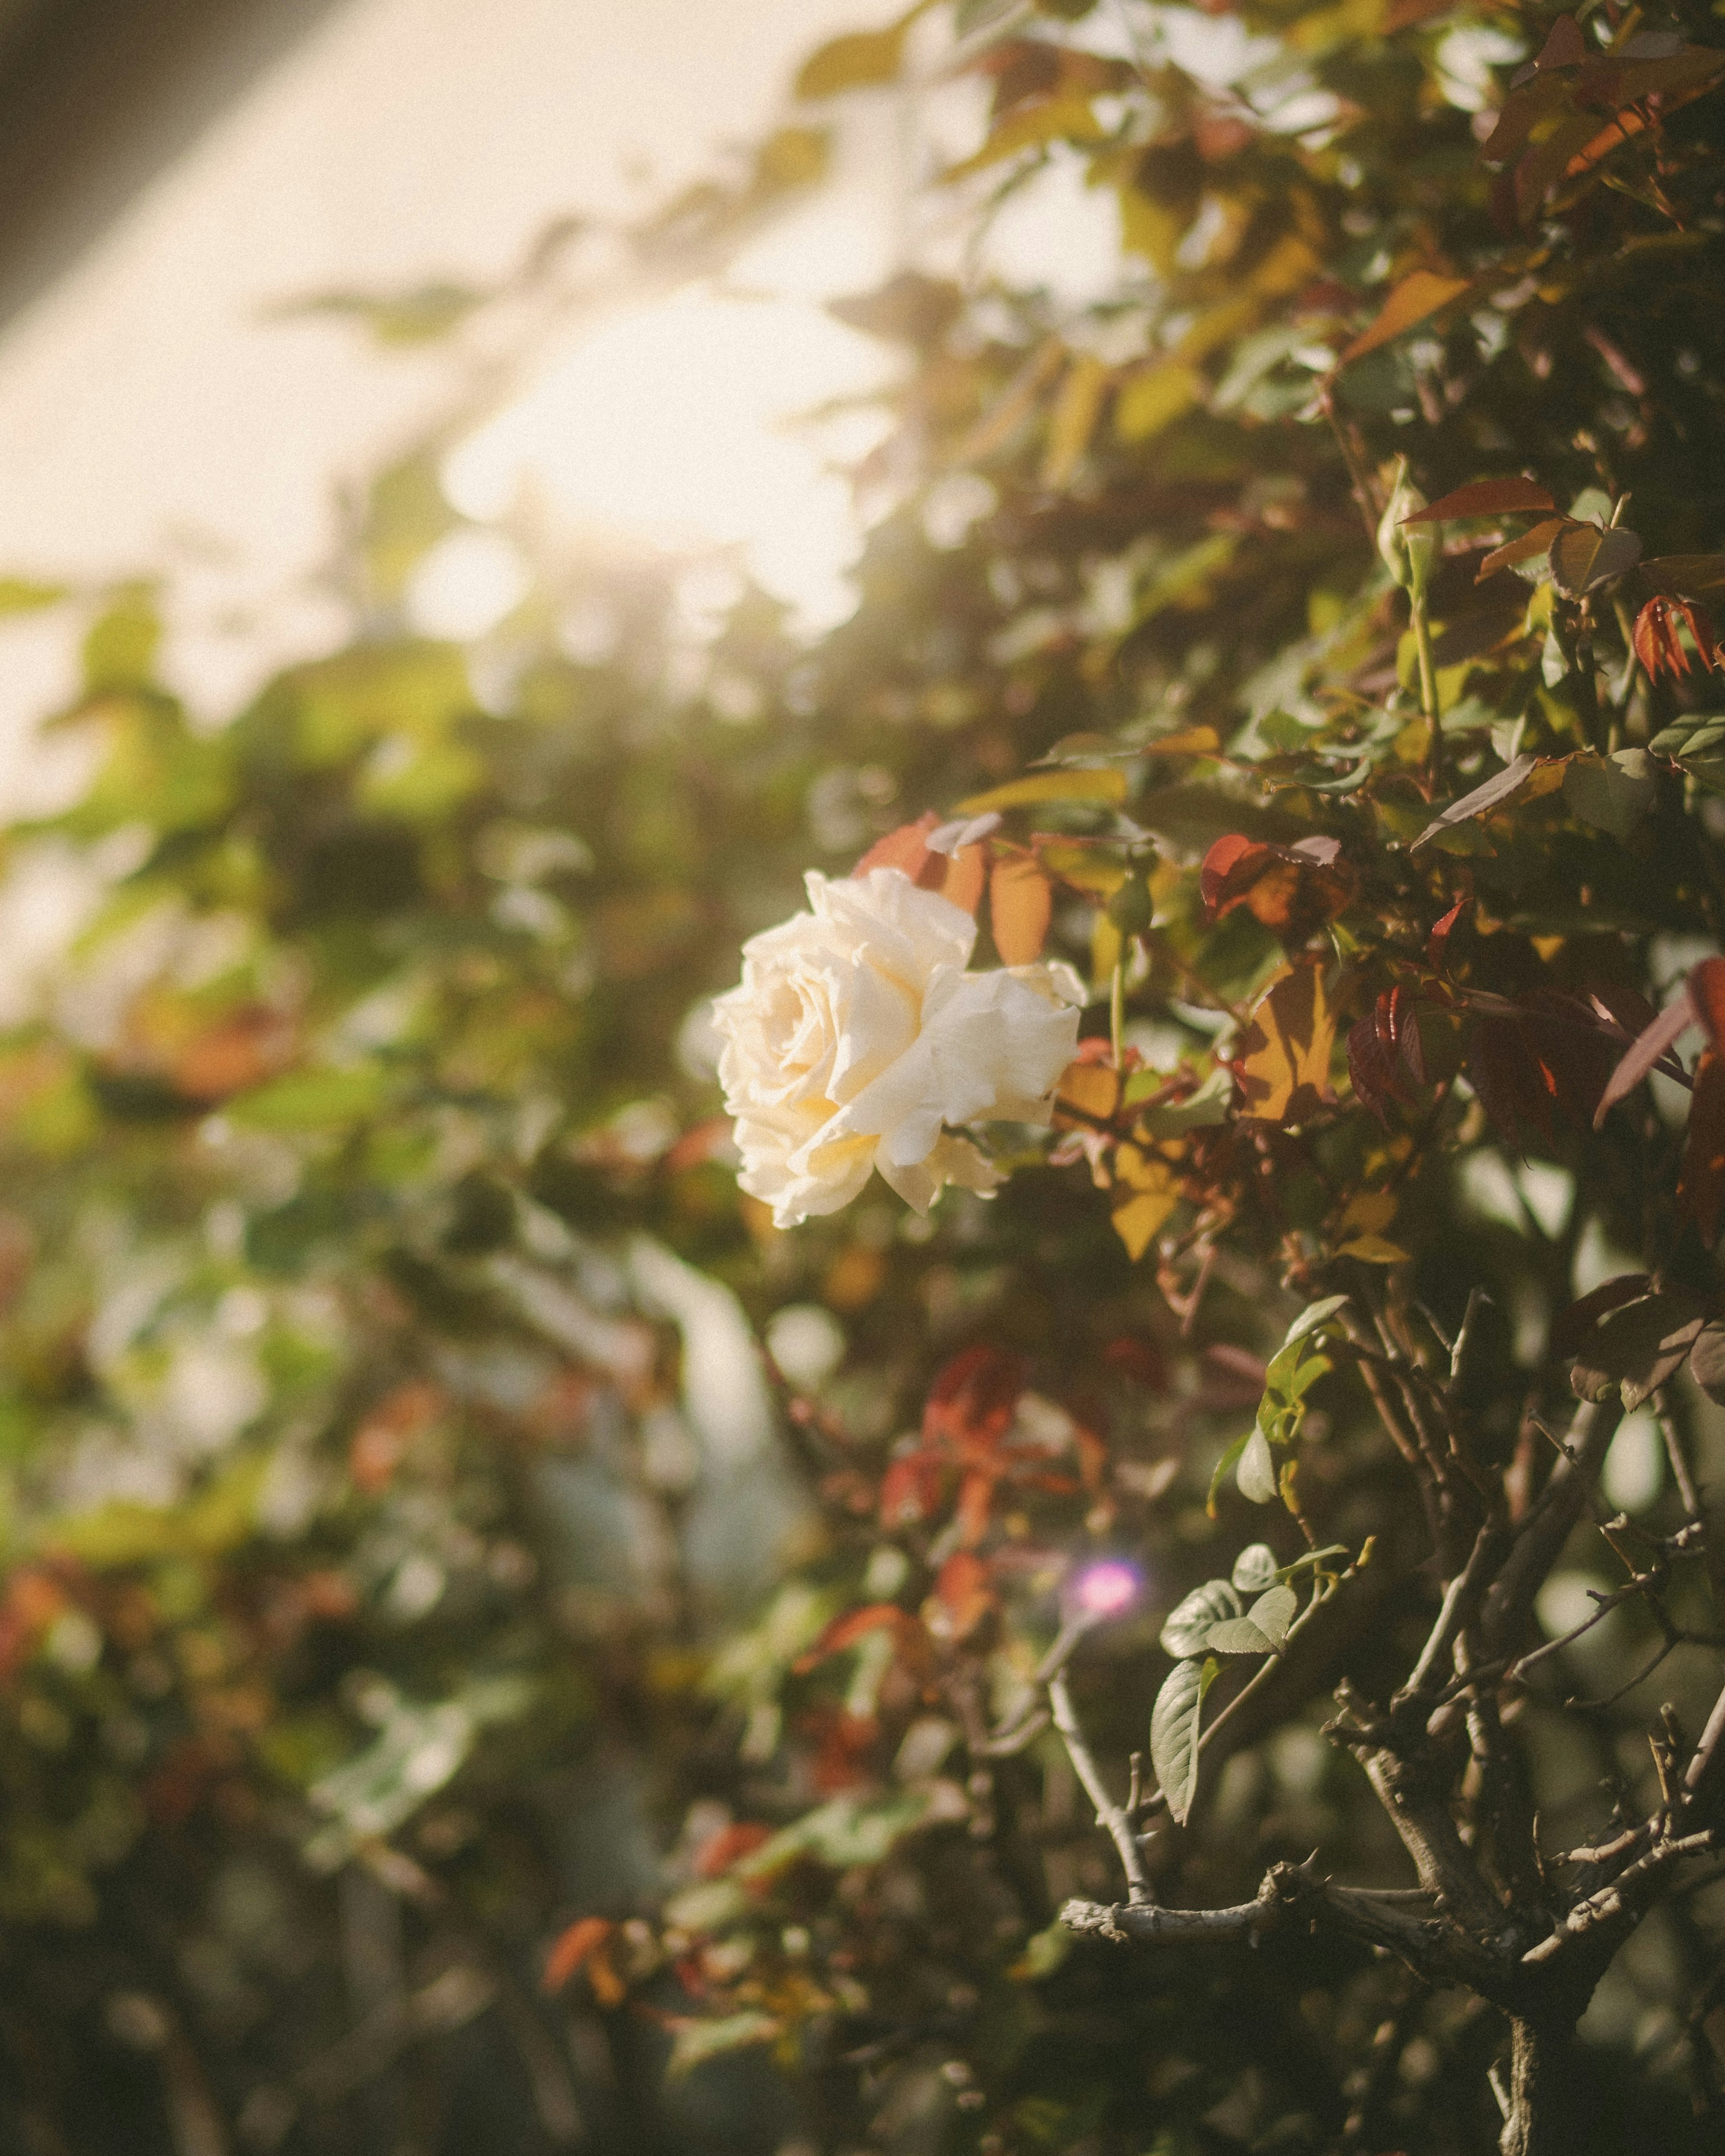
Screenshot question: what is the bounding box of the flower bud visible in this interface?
[1376,459,1438,598]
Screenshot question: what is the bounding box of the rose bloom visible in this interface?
[713,866,1084,1227]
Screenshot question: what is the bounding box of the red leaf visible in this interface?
[932,1551,995,1640]
[879,1451,942,1528]
[1199,834,1352,933]
[1691,959,1725,1047]
[1348,1011,1415,1126]
[694,1823,773,1879]
[1468,1015,1557,1145]
[1594,989,1697,1126]
[1428,896,1468,971]
[1477,518,1570,582]
[1633,596,1717,680]
[1524,14,1586,76]
[1402,477,1556,524]
[1681,1049,1725,1247]
[923,1345,1030,1456]
[1551,1273,1653,1359]
[989,855,1053,965]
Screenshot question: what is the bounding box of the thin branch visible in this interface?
[1047,1669,1154,1902]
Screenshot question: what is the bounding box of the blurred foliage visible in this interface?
[0,3,1723,2155]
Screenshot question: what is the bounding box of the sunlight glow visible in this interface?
[442,287,896,634]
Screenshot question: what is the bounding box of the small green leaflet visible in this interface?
[1159,1578,1241,1659]
[1230,1542,1280,1594]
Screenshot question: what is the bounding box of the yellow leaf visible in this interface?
[1042,353,1110,488]
[959,766,1129,813]
[1091,911,1122,988]
[1147,725,1222,755]
[1339,1187,1398,1233]
[1039,843,1127,896]
[1054,1063,1121,1127]
[1115,361,1203,444]
[1339,270,1471,367]
[796,6,929,99]
[1335,1234,1410,1264]
[943,88,1103,182]
[1118,188,1185,274]
[1111,1147,1180,1260]
[1236,964,1337,1125]
[1248,235,1320,298]
[1114,1186,1179,1262]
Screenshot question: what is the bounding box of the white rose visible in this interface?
[713,866,1084,1228]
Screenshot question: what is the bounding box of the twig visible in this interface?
[1047,1668,1154,1902]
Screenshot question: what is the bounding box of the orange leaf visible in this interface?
[855,813,939,881]
[936,843,988,915]
[1234,964,1336,1125]
[544,1917,614,1996]
[854,813,985,914]
[1339,270,1470,367]
[349,1381,446,1494]
[794,1604,913,1672]
[989,856,1053,965]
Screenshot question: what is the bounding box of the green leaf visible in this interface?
[1237,1429,1278,1504]
[1550,523,1642,596]
[1207,1431,1252,1517]
[1159,1577,1241,1659]
[1150,1655,1207,1825]
[796,7,925,99]
[1562,749,1656,839]
[1230,1543,1280,1595]
[82,589,161,694]
[1284,1293,1351,1346]
[957,766,1130,813]
[668,2010,780,2077]
[1245,1582,1297,1647]
[225,1065,389,1132]
[1200,1613,1274,1654]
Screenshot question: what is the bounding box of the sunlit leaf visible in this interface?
[959,767,1130,813]
[1338,270,1471,366]
[1234,964,1337,1125]
[989,856,1053,964]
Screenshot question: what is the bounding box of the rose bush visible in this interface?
[712,865,1082,1225]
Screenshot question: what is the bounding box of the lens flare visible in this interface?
[1066,1559,1141,1623]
